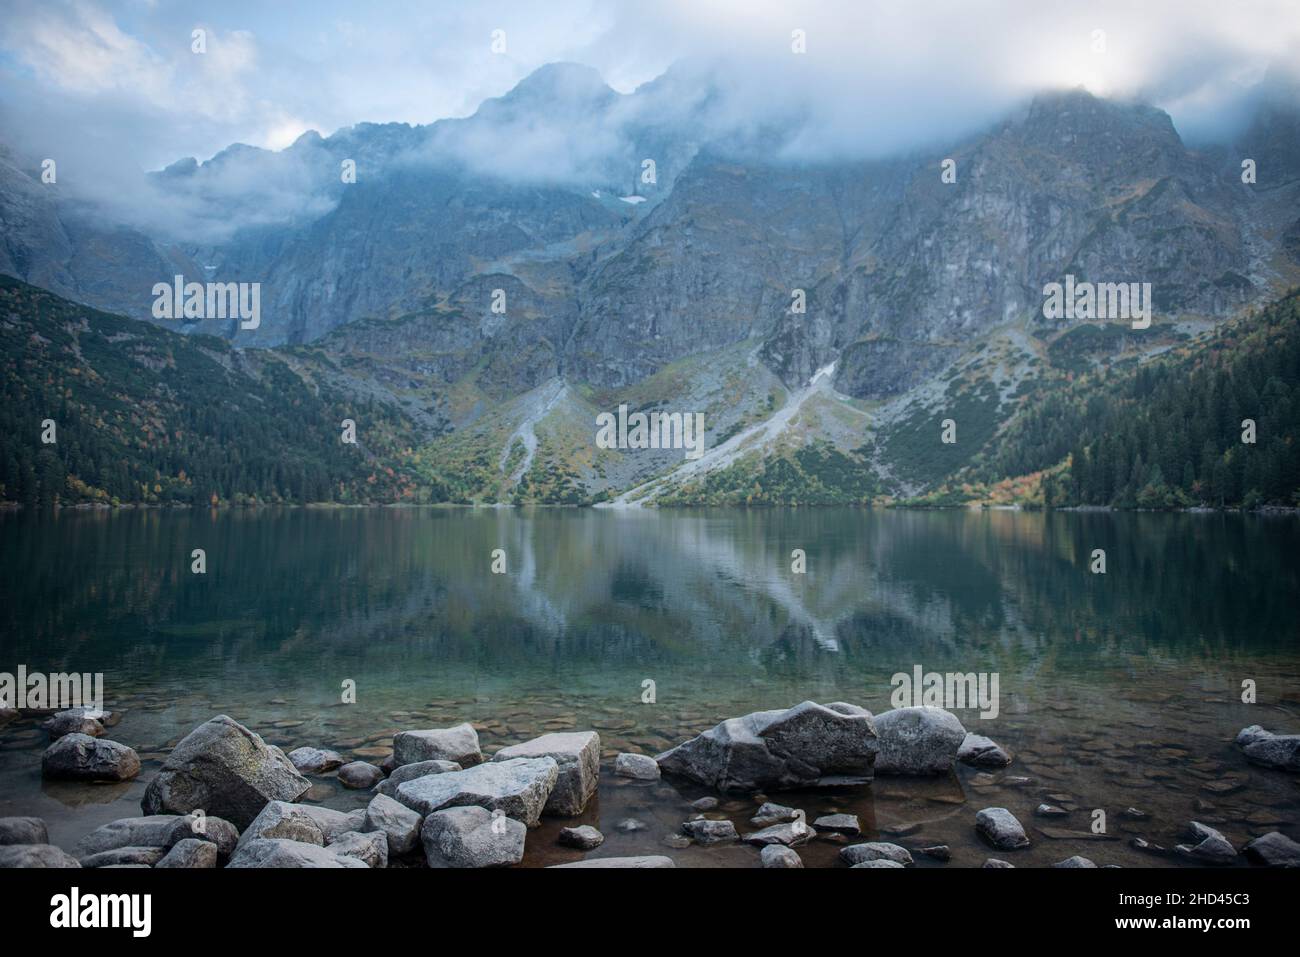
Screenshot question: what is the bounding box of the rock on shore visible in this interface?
[393,723,483,768]
[874,707,966,774]
[492,731,599,816]
[41,733,139,782]
[395,756,559,826]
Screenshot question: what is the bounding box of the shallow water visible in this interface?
[1,506,1297,866]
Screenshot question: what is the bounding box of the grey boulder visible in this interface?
[395,756,558,826]
[548,855,675,868]
[742,821,816,847]
[421,806,526,868]
[363,793,424,856]
[328,830,389,868]
[0,844,81,867]
[41,733,139,782]
[1242,831,1300,867]
[1053,855,1097,867]
[0,817,48,845]
[140,715,310,829]
[227,838,368,868]
[375,759,461,796]
[393,723,482,768]
[558,825,604,849]
[79,846,167,868]
[840,842,914,866]
[1176,821,1237,865]
[287,747,344,774]
[656,700,878,791]
[1235,726,1300,771]
[813,813,861,835]
[156,839,218,869]
[851,859,905,868]
[43,710,105,740]
[874,707,966,775]
[74,814,210,858]
[750,802,800,827]
[957,733,1012,768]
[761,845,803,868]
[975,807,1030,850]
[681,819,739,845]
[493,731,599,815]
[338,761,384,789]
[238,800,328,847]
[613,752,660,780]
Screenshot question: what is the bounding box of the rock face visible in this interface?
[0,817,48,845]
[363,793,424,856]
[0,844,81,867]
[421,806,526,868]
[492,731,599,816]
[287,747,344,773]
[975,807,1030,850]
[873,707,966,775]
[840,842,914,866]
[156,839,218,869]
[41,733,139,782]
[338,761,384,789]
[227,838,369,868]
[957,733,1012,768]
[393,723,483,768]
[140,715,310,829]
[1235,726,1300,771]
[395,756,559,826]
[375,759,462,795]
[1242,831,1300,868]
[548,856,675,868]
[656,701,878,791]
[613,752,661,780]
[761,845,803,868]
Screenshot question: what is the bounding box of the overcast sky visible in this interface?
[2,0,1297,175]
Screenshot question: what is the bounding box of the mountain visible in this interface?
[2,63,1300,507]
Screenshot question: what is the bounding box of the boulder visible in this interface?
[140,715,310,829]
[227,838,368,868]
[0,844,81,867]
[548,855,675,868]
[236,801,353,848]
[74,815,207,858]
[741,821,816,847]
[656,701,878,791]
[156,839,218,869]
[874,707,966,775]
[42,710,104,740]
[41,733,139,782]
[492,731,599,815]
[375,759,461,796]
[300,805,365,843]
[393,723,482,768]
[1175,821,1237,865]
[812,813,861,835]
[1242,831,1300,868]
[681,819,739,845]
[750,802,800,827]
[761,845,803,868]
[0,817,48,846]
[957,733,1012,768]
[840,842,914,866]
[363,793,423,856]
[395,757,558,826]
[919,845,951,861]
[421,806,526,868]
[558,825,604,850]
[328,830,389,868]
[1235,726,1300,771]
[287,747,344,774]
[1053,855,1097,867]
[851,859,905,868]
[80,846,167,868]
[613,752,660,780]
[338,761,384,789]
[982,858,1014,868]
[975,807,1030,850]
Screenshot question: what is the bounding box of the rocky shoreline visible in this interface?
[1,701,1297,869]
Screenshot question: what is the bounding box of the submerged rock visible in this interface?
[0,844,81,867]
[421,806,526,868]
[42,733,139,782]
[395,756,558,826]
[559,825,604,850]
[338,761,384,789]
[141,715,310,829]
[975,807,1030,850]
[0,817,48,846]
[613,752,660,780]
[874,707,966,775]
[656,701,878,791]
[761,845,803,868]
[393,723,483,768]
[1235,726,1300,771]
[957,733,1012,768]
[492,731,599,815]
